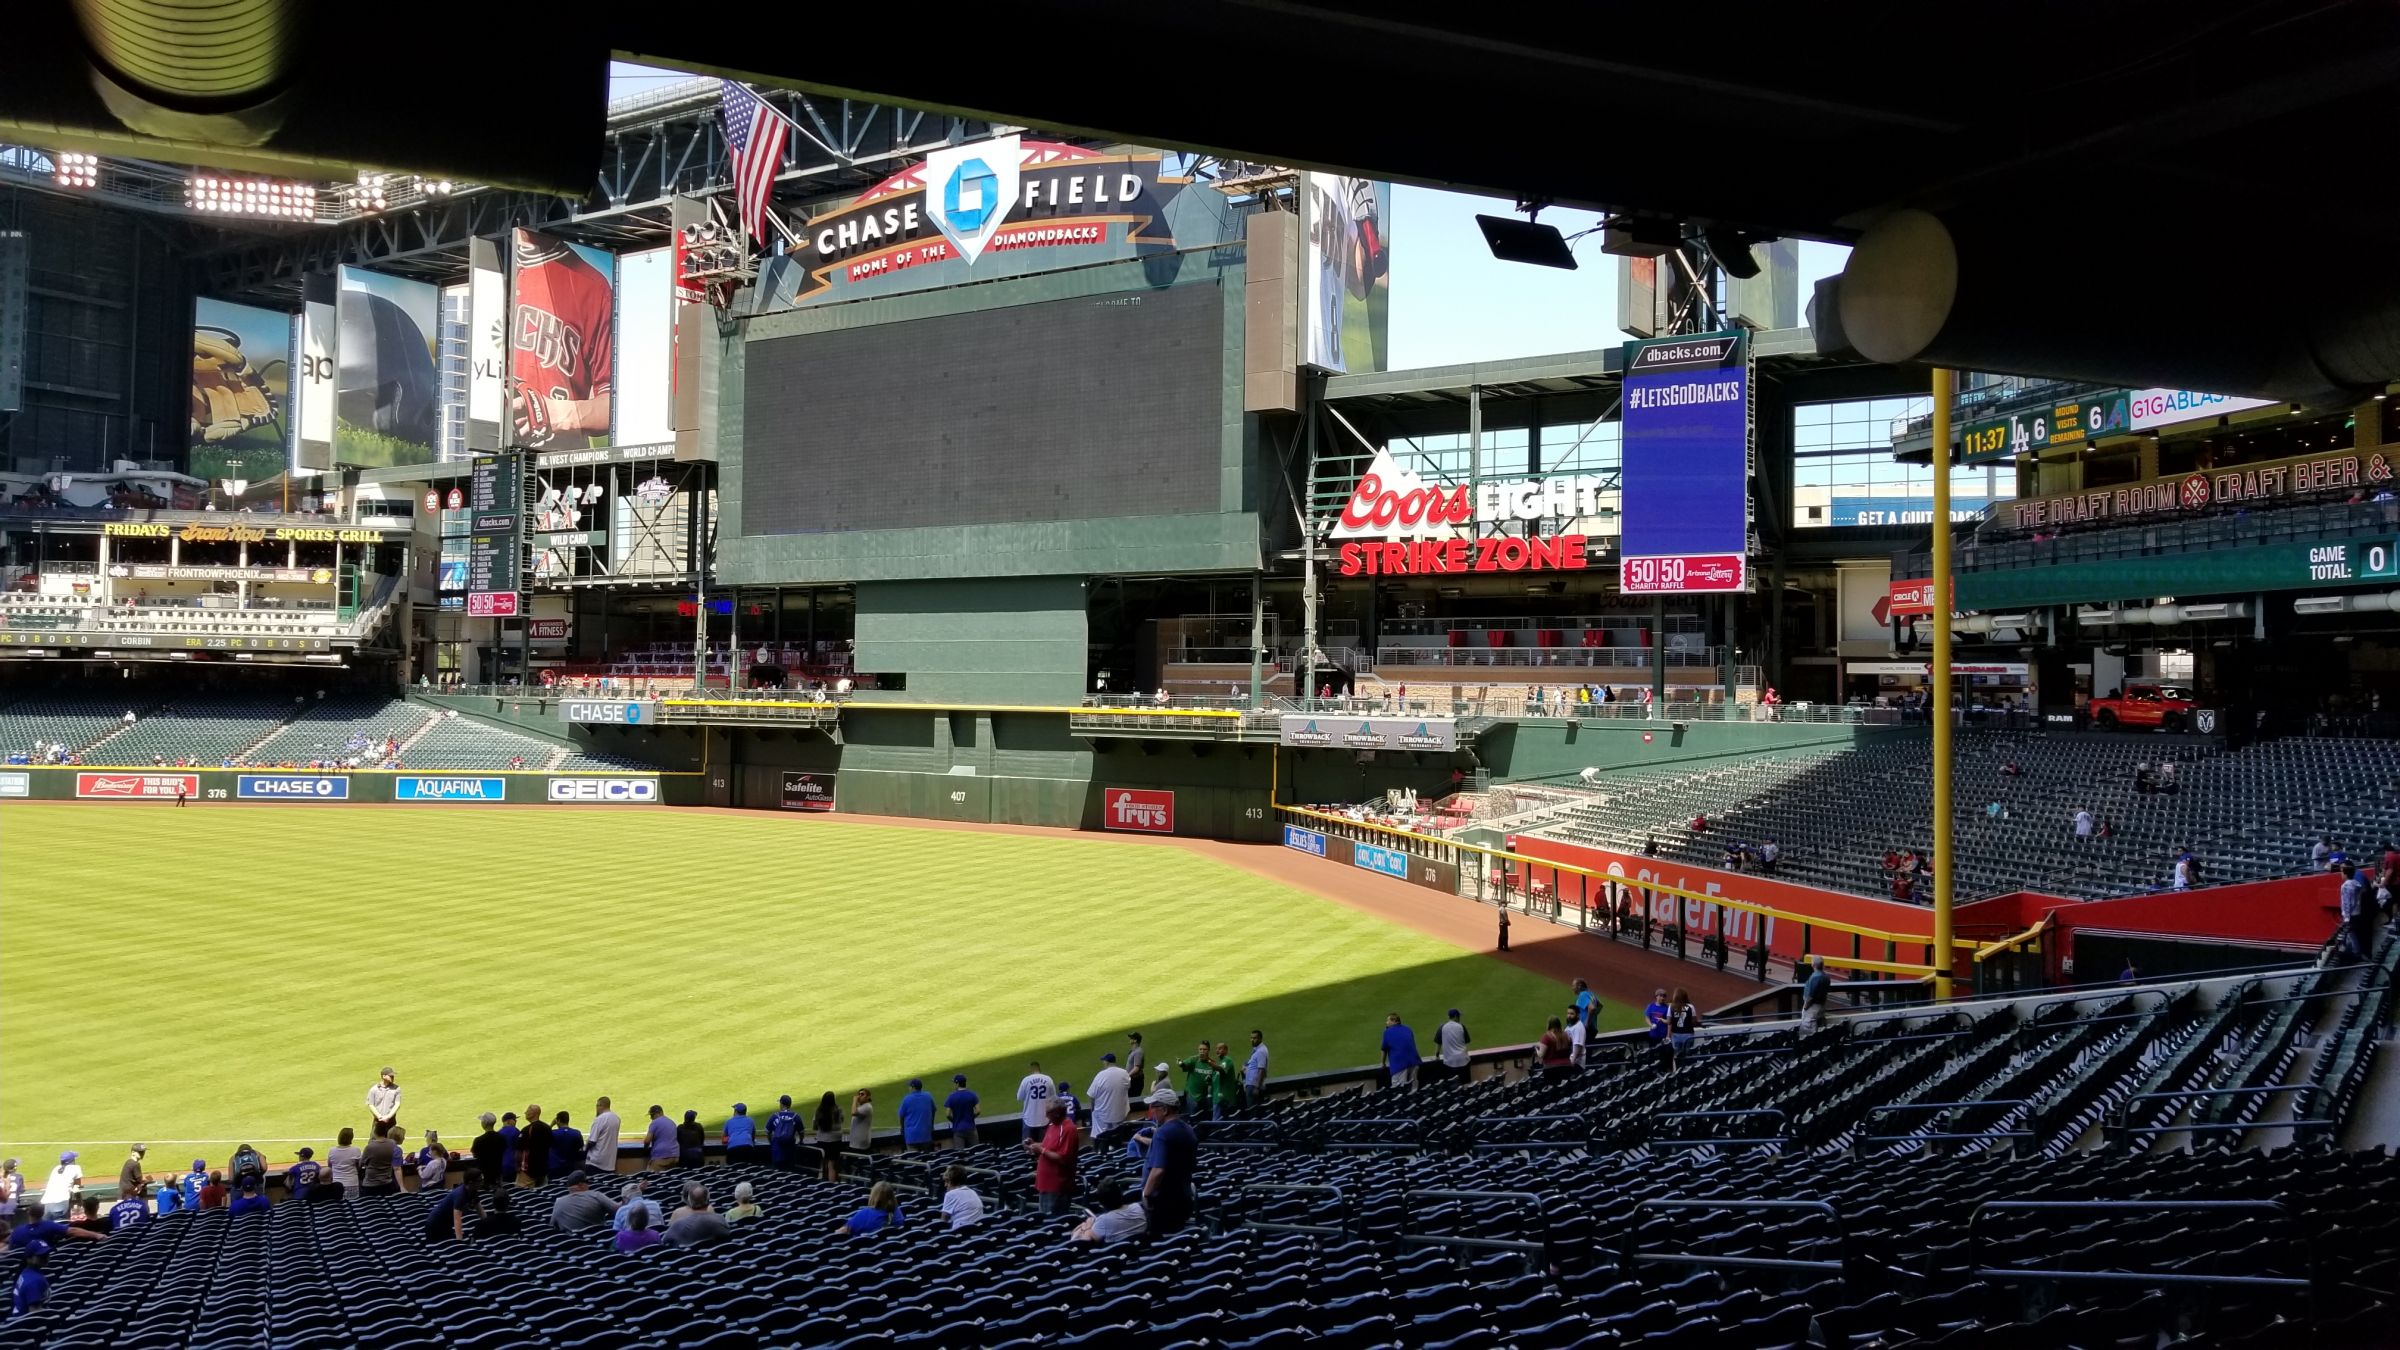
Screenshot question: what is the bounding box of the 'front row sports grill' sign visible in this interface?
[1617,332,1752,594]
[1331,447,1605,577]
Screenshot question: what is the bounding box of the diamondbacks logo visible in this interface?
[781,138,1189,304]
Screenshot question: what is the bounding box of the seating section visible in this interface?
[1532,730,2400,901]
[0,692,147,761]
[100,695,302,765]
[405,714,575,771]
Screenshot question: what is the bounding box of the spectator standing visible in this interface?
[725,1181,763,1225]
[176,1158,207,1211]
[1089,1054,1132,1138]
[1572,979,1598,1039]
[358,1124,402,1198]
[2338,864,2368,961]
[1760,838,1781,875]
[1177,1043,1219,1118]
[586,1097,621,1174]
[366,1067,401,1136]
[941,1166,985,1229]
[724,1103,758,1164]
[1141,1087,1197,1235]
[2073,808,2094,842]
[1015,1062,1054,1142]
[115,1144,146,1200]
[548,1171,618,1232]
[2314,837,2334,869]
[1125,1033,1146,1081]
[944,1076,980,1149]
[37,1154,80,1221]
[642,1105,676,1171]
[848,1090,875,1156]
[1210,1045,1242,1120]
[613,1206,661,1253]
[470,1115,504,1190]
[898,1079,936,1150]
[1436,1009,1473,1083]
[1380,1013,1422,1088]
[767,1095,802,1168]
[676,1111,707,1170]
[1537,1017,1572,1073]
[1497,906,1511,951]
[0,1158,21,1226]
[228,1179,269,1216]
[1799,955,1834,1031]
[548,1111,582,1179]
[197,1173,226,1210]
[1565,1006,1588,1067]
[497,1113,520,1183]
[1238,1028,1276,1104]
[813,1093,843,1182]
[284,1148,321,1204]
[520,1107,552,1185]
[1026,1099,1080,1218]
[1667,988,1701,1067]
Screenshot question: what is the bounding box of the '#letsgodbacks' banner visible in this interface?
[760,137,1201,308]
[1618,331,1752,594]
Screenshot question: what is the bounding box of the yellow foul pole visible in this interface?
[1929,368,1955,999]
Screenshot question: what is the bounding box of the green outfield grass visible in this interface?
[0,805,1630,1171]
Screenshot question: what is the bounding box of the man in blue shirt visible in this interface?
[1799,956,1833,1032]
[766,1095,802,1169]
[548,1111,584,1179]
[7,1205,99,1252]
[945,1074,980,1149]
[1572,979,1597,1038]
[1644,989,1672,1056]
[177,1161,207,1211]
[11,1240,48,1318]
[898,1079,937,1149]
[107,1184,149,1233]
[228,1179,269,1216]
[1243,1030,1270,1110]
[723,1103,758,1164]
[1380,1013,1422,1088]
[284,1148,321,1204]
[1141,1088,1198,1235]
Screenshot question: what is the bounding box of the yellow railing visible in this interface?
[1274,803,1960,976]
[663,698,1244,719]
[1970,916,2051,964]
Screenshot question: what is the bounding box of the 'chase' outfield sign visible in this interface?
[237,775,350,800]
[560,700,660,725]
[395,776,507,802]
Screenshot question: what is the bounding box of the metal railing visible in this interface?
[1624,1198,1849,1275]
[1860,1098,2036,1152]
[1966,1200,2313,1304]
[1647,1108,1791,1152]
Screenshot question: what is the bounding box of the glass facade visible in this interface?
[1792,395,2006,528]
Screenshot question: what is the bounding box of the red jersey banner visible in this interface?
[510,229,615,451]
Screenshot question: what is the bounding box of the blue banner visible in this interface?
[1618,332,1751,592]
[1282,824,1328,857]
[394,776,507,802]
[1352,842,1412,880]
[1828,496,1994,527]
[236,775,350,800]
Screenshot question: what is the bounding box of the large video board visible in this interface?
[1617,331,1752,594]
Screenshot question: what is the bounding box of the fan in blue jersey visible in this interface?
[106,1185,149,1233]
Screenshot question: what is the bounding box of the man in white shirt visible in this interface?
[2072,808,2094,840]
[1242,1031,1270,1111]
[586,1096,622,1174]
[1435,1009,1473,1083]
[1015,1061,1053,1143]
[366,1068,401,1134]
[940,1166,984,1230]
[1565,1008,1588,1068]
[1088,1054,1132,1138]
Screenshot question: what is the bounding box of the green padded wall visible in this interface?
[855,576,1088,706]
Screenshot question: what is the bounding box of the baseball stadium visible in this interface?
[6,6,2400,1347]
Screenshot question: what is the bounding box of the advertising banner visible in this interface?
[1102,787,1175,833]
[762,139,1205,309]
[295,274,336,473]
[466,236,506,452]
[560,699,659,725]
[1278,716,1458,752]
[237,774,350,800]
[1351,841,1413,880]
[109,564,330,584]
[76,772,197,800]
[0,772,29,798]
[1998,447,2395,532]
[1282,824,1328,857]
[1886,578,1937,618]
[1331,446,1601,577]
[394,776,507,802]
[527,618,571,641]
[335,267,442,467]
[2127,387,2276,433]
[510,228,615,452]
[1619,332,1751,593]
[546,777,658,803]
[1302,172,1391,374]
[780,770,836,811]
[1956,391,2129,465]
[0,631,332,651]
[1828,496,1993,527]
[613,246,675,447]
[190,297,294,490]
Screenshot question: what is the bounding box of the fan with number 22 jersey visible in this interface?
[512,232,614,450]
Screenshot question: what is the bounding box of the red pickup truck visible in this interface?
[2088,683,2199,731]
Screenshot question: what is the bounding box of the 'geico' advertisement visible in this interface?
[546,777,658,803]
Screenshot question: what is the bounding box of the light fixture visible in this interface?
[52,152,98,189]
[1478,213,1578,270]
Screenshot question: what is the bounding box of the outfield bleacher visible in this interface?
[1528,730,2400,901]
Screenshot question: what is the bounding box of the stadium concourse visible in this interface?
[5,926,2399,1349]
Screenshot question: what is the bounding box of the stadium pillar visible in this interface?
[1650,598,1667,709]
[1249,572,1264,707]
[1930,367,1956,1000]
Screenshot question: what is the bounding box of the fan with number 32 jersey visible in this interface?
[511,230,614,450]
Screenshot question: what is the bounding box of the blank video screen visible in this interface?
[740,283,1225,534]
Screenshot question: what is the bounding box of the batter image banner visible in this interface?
[1303,172,1391,374]
[189,297,295,489]
[334,267,443,468]
[510,228,616,452]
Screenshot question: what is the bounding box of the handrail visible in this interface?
[1399,1188,1554,1267]
[1276,803,1963,954]
[1467,1115,1592,1150]
[1647,1108,1790,1151]
[2104,1083,2323,1140]
[1861,1098,2036,1151]
[1971,916,2051,964]
[1231,1182,1349,1237]
[1967,1200,2311,1300]
[1623,1198,1846,1274]
[2028,987,2171,1023]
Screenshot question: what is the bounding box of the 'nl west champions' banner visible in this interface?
[1617,331,1753,594]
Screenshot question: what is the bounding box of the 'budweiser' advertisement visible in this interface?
[1103,788,1175,834]
[76,772,197,800]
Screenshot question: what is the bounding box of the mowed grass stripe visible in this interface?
[0,805,1625,1164]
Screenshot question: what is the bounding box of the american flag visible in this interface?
[720,82,788,245]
